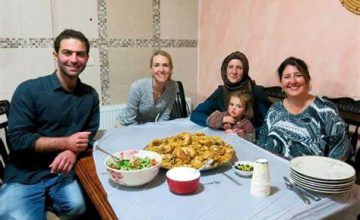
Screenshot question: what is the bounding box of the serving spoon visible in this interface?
[198,159,214,171]
[96,144,122,163]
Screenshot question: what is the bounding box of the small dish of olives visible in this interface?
[234,161,254,177]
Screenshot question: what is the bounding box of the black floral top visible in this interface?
[256,97,352,160]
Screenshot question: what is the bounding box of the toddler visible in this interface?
[207,91,255,142]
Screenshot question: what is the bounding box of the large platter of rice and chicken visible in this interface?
[144,132,234,170]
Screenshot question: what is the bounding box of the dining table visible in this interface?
[75,148,117,219]
[83,118,360,220]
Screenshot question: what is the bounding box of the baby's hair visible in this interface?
[227,90,254,120]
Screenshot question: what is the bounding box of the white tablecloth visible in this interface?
[93,118,360,220]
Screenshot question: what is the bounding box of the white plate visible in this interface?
[290,172,355,189]
[290,167,355,184]
[290,156,355,181]
[290,176,354,194]
[294,182,353,194]
[290,171,355,188]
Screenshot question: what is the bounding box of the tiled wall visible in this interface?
[0,0,198,106]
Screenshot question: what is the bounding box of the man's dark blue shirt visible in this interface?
[5,72,99,184]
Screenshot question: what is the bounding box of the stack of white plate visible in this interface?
[290,156,356,194]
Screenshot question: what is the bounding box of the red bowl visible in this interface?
[166,167,200,194]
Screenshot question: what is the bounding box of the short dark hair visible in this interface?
[277,57,311,83]
[54,29,90,54]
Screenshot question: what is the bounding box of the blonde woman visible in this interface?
[117,50,176,126]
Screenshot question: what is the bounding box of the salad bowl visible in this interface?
[104,149,162,187]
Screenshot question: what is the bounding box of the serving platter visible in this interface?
[151,159,232,171]
[144,146,234,170]
[144,132,235,170]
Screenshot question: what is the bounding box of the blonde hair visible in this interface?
[150,50,173,69]
[227,90,254,120]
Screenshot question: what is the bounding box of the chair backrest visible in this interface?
[264,86,286,103]
[323,97,360,172]
[0,100,10,184]
[170,81,188,120]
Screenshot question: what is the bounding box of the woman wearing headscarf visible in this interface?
[190,51,271,130]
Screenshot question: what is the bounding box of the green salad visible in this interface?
[108,157,157,171]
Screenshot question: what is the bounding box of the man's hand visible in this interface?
[35,131,92,153]
[49,150,77,175]
[66,131,91,153]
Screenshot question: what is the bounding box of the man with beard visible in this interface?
[0,29,99,219]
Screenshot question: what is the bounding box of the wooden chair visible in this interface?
[170,81,189,120]
[323,97,360,172]
[0,100,10,184]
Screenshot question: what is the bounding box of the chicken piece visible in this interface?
[162,144,173,154]
[173,147,195,163]
[211,145,226,155]
[190,157,203,169]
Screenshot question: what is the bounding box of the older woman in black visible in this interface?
[190,51,271,130]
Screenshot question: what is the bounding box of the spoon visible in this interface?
[203,180,221,185]
[286,177,321,201]
[284,177,311,204]
[198,159,214,171]
[96,144,121,163]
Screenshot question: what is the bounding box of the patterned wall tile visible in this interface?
[1,0,198,105]
[0,38,99,49]
[97,0,111,105]
[0,38,53,48]
[153,0,161,49]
